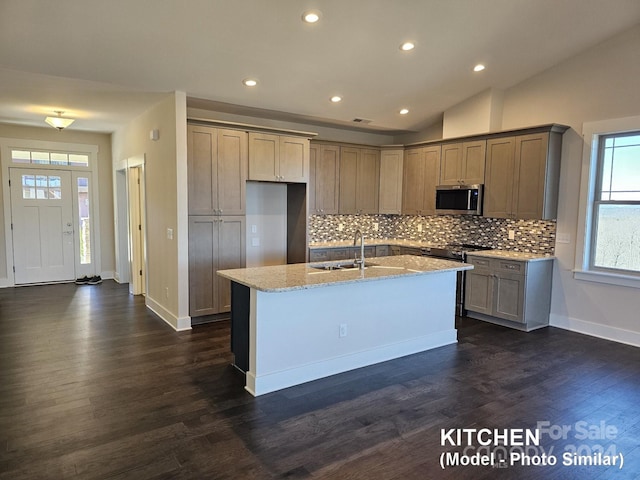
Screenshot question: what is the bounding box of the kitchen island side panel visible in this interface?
[245,271,458,396]
[230,281,250,372]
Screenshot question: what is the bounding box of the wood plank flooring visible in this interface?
[1,281,639,479]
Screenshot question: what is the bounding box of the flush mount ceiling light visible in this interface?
[330,95,342,103]
[473,64,486,72]
[399,108,409,115]
[400,42,415,51]
[242,78,258,87]
[45,111,75,130]
[302,11,321,23]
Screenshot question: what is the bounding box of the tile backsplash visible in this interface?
[309,214,556,254]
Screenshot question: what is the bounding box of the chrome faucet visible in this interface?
[353,229,365,270]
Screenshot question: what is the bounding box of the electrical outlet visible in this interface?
[373,222,379,231]
[556,233,570,244]
[338,223,344,231]
[417,224,423,232]
[339,324,348,337]
[166,228,173,240]
[508,230,515,240]
[164,287,169,299]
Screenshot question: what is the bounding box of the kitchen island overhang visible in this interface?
[218,255,473,396]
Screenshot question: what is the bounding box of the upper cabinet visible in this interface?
[439,140,486,185]
[484,131,563,220]
[339,147,380,214]
[379,148,404,215]
[248,132,309,183]
[187,124,248,216]
[402,145,440,215]
[309,143,340,215]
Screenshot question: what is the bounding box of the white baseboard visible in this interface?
[550,314,640,348]
[146,295,191,332]
[246,329,457,396]
[101,270,115,280]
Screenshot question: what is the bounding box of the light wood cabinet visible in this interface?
[378,148,403,214]
[187,125,247,215]
[309,144,340,214]
[439,140,486,185]
[465,255,553,331]
[402,145,440,215]
[484,132,562,219]
[248,132,309,183]
[188,216,245,317]
[339,147,380,214]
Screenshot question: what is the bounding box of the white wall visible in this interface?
[111,92,190,330]
[500,25,640,344]
[442,88,503,138]
[245,182,288,267]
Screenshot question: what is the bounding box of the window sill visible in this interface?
[573,270,640,289]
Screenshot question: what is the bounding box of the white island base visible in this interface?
[237,270,458,396]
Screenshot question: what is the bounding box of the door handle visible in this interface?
[63,231,74,235]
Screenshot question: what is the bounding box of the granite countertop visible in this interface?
[309,239,440,249]
[465,250,555,262]
[217,255,472,292]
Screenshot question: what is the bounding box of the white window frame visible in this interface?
[575,115,640,289]
[0,138,100,287]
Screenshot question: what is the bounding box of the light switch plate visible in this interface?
[251,237,260,247]
[557,233,571,244]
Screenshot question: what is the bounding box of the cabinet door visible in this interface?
[316,145,340,214]
[513,133,549,219]
[357,149,380,214]
[187,125,217,215]
[402,148,426,214]
[339,147,358,214]
[422,146,441,214]
[188,216,219,316]
[492,272,525,323]
[464,270,493,315]
[279,136,309,183]
[439,143,462,185]
[462,140,486,184]
[248,132,279,181]
[217,129,247,215]
[379,149,403,214]
[217,216,246,313]
[484,137,516,218]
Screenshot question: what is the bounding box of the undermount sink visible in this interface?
[309,261,374,271]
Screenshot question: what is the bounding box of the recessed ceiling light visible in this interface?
[330,95,342,103]
[243,78,258,87]
[302,11,321,23]
[473,64,485,72]
[400,42,415,51]
[399,108,409,115]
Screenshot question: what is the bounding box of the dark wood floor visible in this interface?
[1,281,639,479]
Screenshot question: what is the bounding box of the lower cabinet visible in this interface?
[464,255,553,331]
[189,215,245,317]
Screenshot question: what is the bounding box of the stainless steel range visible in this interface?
[421,243,492,315]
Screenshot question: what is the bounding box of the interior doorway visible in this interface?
[128,165,146,295]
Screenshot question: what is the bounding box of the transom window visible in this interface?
[591,131,640,274]
[12,149,89,167]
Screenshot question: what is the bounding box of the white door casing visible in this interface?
[9,168,75,284]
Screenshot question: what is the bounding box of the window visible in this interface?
[590,132,640,275]
[21,174,62,200]
[77,177,91,264]
[11,149,89,167]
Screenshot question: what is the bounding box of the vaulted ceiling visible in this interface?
[1,0,640,133]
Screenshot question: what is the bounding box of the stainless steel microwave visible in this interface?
[435,184,483,215]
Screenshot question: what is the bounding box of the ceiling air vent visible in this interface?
[352,118,372,124]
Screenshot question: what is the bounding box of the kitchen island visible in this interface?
[218,255,472,396]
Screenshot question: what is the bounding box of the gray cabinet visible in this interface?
[248,132,309,183]
[189,216,245,317]
[402,146,440,215]
[309,143,340,214]
[379,148,404,214]
[439,140,486,186]
[464,254,553,331]
[484,130,563,220]
[339,147,380,214]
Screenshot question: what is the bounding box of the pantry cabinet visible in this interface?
[484,131,563,219]
[439,140,486,185]
[248,132,309,183]
[188,216,245,316]
[339,147,380,214]
[309,143,340,214]
[402,145,440,215]
[187,125,247,215]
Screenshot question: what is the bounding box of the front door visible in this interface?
[10,168,75,284]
